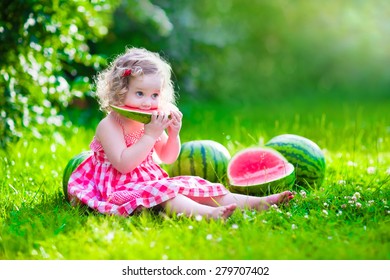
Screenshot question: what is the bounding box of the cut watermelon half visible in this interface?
[227,147,295,195]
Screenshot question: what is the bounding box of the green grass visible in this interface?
[0,94,389,260]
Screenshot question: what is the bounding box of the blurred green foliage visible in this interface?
[1,0,389,148]
[0,0,172,147]
[0,0,114,146]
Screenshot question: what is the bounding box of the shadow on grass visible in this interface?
[0,191,94,259]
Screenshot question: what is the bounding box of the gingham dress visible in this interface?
[67,127,228,216]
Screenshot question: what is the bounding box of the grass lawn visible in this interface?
[0,94,389,260]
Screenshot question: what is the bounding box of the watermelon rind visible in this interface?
[170,140,231,183]
[62,151,92,201]
[110,105,172,124]
[110,105,153,124]
[227,147,296,196]
[265,134,326,188]
[229,166,296,196]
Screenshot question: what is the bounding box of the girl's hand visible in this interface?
[167,110,183,136]
[144,111,171,140]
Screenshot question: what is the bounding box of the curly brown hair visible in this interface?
[94,47,176,113]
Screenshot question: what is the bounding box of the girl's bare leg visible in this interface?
[160,194,237,220]
[192,191,294,211]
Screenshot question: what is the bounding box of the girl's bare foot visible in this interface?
[258,191,294,210]
[209,203,237,220]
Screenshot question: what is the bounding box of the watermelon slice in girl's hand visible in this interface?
[110,105,172,124]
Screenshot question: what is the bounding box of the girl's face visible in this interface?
[123,73,162,110]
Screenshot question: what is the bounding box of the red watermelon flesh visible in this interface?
[113,105,157,114]
[228,147,294,187]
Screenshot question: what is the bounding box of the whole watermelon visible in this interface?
[170,140,231,183]
[62,151,92,201]
[265,134,326,188]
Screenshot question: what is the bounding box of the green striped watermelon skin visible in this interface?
[62,151,93,201]
[170,140,231,183]
[265,134,326,188]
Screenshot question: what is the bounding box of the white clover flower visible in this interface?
[299,190,307,198]
[104,232,115,242]
[338,180,346,185]
[322,209,328,216]
[231,224,239,229]
[367,200,375,206]
[323,202,329,207]
[286,212,292,218]
[291,224,298,230]
[195,215,203,221]
[367,166,376,174]
[188,225,193,230]
[304,214,309,219]
[336,210,342,216]
[347,161,358,167]
[262,220,268,224]
[206,234,213,240]
[353,192,361,200]
[355,202,362,208]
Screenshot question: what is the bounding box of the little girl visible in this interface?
[68,47,294,220]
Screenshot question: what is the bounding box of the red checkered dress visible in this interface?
[67,129,228,216]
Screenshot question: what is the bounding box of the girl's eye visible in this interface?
[136,91,143,97]
[152,93,159,99]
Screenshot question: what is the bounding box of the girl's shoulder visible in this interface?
[95,114,122,141]
[96,115,113,132]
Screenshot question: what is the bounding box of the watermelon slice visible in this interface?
[110,105,157,124]
[227,147,295,195]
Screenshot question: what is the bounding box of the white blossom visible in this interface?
[367,166,376,174]
[195,215,203,221]
[291,224,298,230]
[231,224,239,229]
